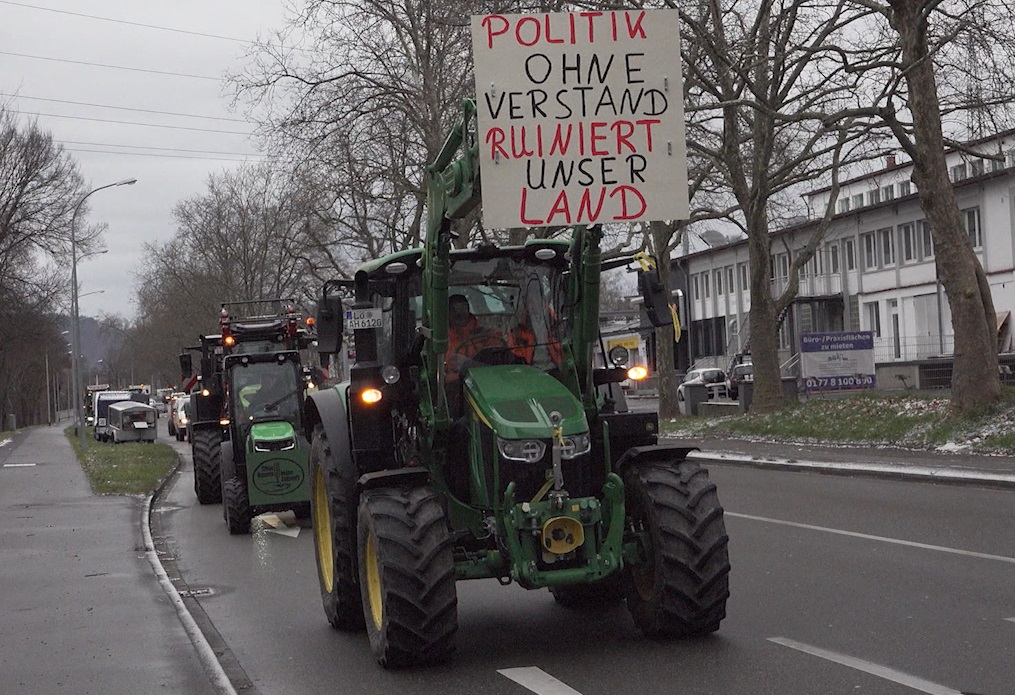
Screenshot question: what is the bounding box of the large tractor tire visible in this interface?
[192,428,222,505]
[623,460,730,638]
[223,477,252,535]
[310,425,364,631]
[357,486,458,668]
[549,574,625,609]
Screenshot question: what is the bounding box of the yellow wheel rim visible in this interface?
[312,466,333,591]
[364,532,383,629]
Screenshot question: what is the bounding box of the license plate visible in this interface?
[345,308,383,330]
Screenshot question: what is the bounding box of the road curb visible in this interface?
[688,450,1015,490]
[143,452,244,695]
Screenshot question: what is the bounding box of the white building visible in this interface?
[671,129,1015,388]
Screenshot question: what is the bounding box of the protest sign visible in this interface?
[470,10,688,229]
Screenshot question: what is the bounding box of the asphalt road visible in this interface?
[155,439,1014,695]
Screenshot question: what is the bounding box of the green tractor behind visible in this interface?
[182,300,318,534]
[304,100,730,667]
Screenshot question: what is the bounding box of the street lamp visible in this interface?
[71,178,137,448]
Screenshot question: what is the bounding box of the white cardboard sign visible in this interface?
[470,10,689,229]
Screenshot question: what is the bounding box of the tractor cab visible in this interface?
[217,351,310,532]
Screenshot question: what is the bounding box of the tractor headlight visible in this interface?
[560,432,591,459]
[497,438,546,463]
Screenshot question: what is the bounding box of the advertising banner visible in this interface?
[800,331,876,392]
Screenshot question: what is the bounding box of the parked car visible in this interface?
[676,367,726,402]
[726,363,754,400]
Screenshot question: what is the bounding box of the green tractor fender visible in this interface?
[304,385,351,455]
[613,444,699,474]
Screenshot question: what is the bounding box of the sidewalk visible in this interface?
[0,423,216,695]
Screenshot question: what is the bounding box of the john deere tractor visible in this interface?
[182,300,317,534]
[304,100,730,667]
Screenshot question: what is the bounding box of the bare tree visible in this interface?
[231,0,486,267]
[675,0,883,413]
[835,0,1015,412]
[130,163,331,386]
[0,108,92,426]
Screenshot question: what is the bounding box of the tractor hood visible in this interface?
[249,420,297,447]
[464,365,587,439]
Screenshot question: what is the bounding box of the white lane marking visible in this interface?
[1005,617,1015,623]
[3,463,36,467]
[498,667,584,695]
[0,438,12,447]
[727,512,1015,564]
[769,637,962,695]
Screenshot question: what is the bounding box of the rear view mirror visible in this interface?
[316,288,345,355]
[638,264,674,329]
[179,353,193,380]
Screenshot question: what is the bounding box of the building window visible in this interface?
[898,181,912,197]
[970,159,984,176]
[868,189,881,206]
[726,267,734,296]
[862,232,878,270]
[865,301,881,337]
[829,244,840,274]
[851,193,864,209]
[918,220,934,259]
[714,269,723,296]
[703,271,710,298]
[838,198,850,213]
[878,227,895,266]
[845,238,856,271]
[882,185,895,201]
[950,163,967,181]
[963,207,982,248]
[991,156,1005,172]
[900,222,917,263]
[692,274,700,301]
[739,263,749,296]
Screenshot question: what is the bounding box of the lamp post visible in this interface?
[71,178,137,449]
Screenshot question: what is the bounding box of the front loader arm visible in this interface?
[421,99,482,449]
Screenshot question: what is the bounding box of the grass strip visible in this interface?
[659,390,1015,454]
[65,426,179,495]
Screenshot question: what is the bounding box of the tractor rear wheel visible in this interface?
[357,487,457,667]
[223,477,252,535]
[623,460,730,637]
[310,425,363,631]
[549,574,625,609]
[192,429,222,505]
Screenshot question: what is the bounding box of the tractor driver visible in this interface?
[508,292,562,365]
[445,293,504,381]
[242,372,290,415]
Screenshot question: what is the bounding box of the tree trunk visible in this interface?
[891,2,1001,412]
[650,221,681,419]
[747,229,785,414]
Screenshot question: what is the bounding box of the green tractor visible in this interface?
[304,100,730,667]
[182,300,318,534]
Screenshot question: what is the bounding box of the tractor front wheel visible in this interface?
[192,428,222,505]
[623,460,730,637]
[310,425,363,631]
[223,477,251,535]
[357,487,457,667]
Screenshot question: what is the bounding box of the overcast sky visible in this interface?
[2,0,288,320]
